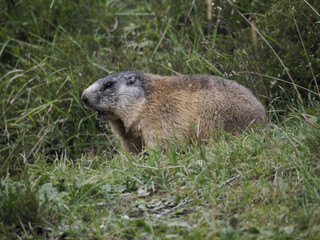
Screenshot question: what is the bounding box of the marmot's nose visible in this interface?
[81,95,88,104]
[81,92,89,108]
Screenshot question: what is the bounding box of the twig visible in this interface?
[303,0,320,18]
[155,198,195,218]
[182,0,196,35]
[305,119,320,130]
[214,174,241,190]
[155,174,241,218]
[186,0,196,22]
[107,17,118,33]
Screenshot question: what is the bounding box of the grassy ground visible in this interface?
[1,0,320,239]
[1,117,320,239]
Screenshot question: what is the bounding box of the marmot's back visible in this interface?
[81,71,266,153]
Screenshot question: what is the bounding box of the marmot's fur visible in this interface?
[81,71,266,153]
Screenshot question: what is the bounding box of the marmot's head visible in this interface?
[81,71,147,121]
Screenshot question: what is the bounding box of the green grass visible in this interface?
[1,119,320,239]
[1,0,320,239]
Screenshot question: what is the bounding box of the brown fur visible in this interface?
[81,71,266,153]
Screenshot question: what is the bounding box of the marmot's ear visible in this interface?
[125,74,136,85]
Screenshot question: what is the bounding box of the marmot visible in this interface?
[81,71,266,153]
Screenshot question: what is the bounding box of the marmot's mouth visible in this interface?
[95,111,107,121]
[95,110,116,121]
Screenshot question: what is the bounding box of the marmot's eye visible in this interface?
[103,82,114,90]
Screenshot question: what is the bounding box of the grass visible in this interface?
[1,118,320,239]
[1,0,320,239]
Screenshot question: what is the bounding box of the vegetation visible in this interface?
[0,0,319,239]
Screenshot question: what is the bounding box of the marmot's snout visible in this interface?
[81,93,88,108]
[81,91,92,110]
[81,88,97,111]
